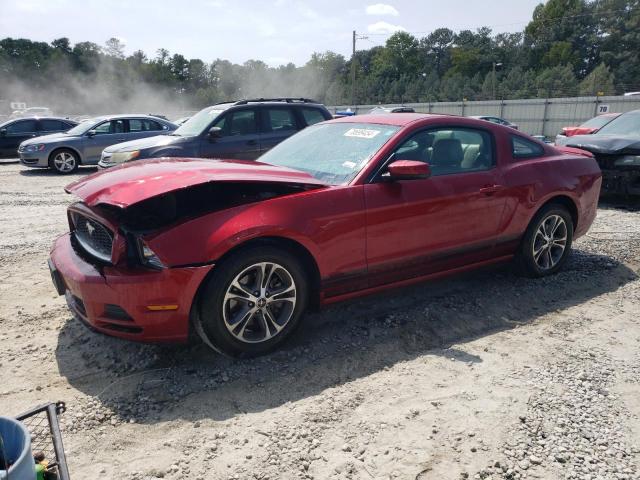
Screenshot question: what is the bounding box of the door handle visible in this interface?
[479,185,504,195]
[246,139,257,146]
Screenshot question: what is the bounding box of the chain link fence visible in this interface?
[331,95,640,138]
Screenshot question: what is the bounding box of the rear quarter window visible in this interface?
[511,135,545,159]
[40,119,67,131]
[301,108,328,126]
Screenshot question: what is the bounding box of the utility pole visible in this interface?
[492,62,503,100]
[350,31,368,108]
[351,30,356,108]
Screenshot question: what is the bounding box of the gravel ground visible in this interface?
[1,161,639,480]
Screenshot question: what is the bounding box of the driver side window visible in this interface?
[212,109,258,137]
[93,121,112,135]
[393,127,494,176]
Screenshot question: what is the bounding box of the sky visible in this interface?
[0,0,543,66]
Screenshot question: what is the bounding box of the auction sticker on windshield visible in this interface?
[344,128,380,139]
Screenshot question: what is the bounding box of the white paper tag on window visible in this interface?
[344,128,380,139]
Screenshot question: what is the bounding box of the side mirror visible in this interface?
[86,130,97,137]
[0,128,6,137]
[208,126,222,141]
[387,160,431,180]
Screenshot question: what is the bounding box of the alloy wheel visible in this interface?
[532,214,568,271]
[222,262,297,344]
[53,152,76,173]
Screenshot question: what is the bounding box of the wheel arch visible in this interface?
[188,235,322,342]
[48,145,83,165]
[531,194,579,232]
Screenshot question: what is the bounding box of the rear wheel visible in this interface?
[517,203,574,277]
[49,149,79,174]
[195,246,308,357]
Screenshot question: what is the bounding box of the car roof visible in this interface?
[98,114,170,120]
[210,99,325,110]
[0,116,77,127]
[329,113,452,126]
[80,114,174,124]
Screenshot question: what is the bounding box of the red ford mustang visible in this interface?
[49,114,602,357]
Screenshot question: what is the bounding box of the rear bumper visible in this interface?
[49,233,214,343]
[575,175,602,239]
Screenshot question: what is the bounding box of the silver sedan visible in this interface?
[19,114,177,174]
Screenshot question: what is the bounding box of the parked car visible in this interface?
[469,115,519,130]
[98,98,332,168]
[0,117,77,158]
[19,114,177,174]
[555,113,621,142]
[369,106,416,114]
[49,114,601,357]
[557,109,640,196]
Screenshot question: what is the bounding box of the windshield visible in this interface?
[66,118,100,136]
[173,107,226,136]
[597,111,640,136]
[259,122,400,185]
[581,115,617,129]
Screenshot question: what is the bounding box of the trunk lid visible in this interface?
[65,158,328,208]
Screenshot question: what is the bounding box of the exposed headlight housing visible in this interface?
[25,144,46,152]
[614,155,640,167]
[136,238,165,269]
[110,150,140,164]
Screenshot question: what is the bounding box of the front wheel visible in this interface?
[49,149,79,174]
[517,204,574,277]
[195,246,308,357]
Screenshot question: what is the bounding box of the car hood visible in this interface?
[65,158,328,208]
[102,134,183,153]
[563,134,640,154]
[21,132,72,145]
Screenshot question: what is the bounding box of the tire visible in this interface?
[517,203,574,278]
[195,246,309,357]
[49,148,79,174]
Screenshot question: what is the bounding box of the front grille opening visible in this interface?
[71,211,114,263]
[103,304,133,322]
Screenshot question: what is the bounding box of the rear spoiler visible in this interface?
[555,145,594,158]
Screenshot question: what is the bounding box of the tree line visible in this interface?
[0,0,638,114]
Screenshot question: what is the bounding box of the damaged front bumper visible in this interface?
[49,233,214,343]
[600,168,640,196]
[594,154,640,196]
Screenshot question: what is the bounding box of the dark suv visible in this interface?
[99,98,332,167]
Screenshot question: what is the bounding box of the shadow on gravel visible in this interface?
[55,250,637,424]
[18,167,98,177]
